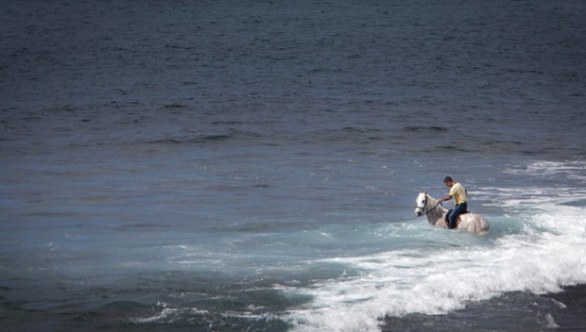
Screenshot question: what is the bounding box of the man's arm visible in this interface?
[437,195,452,203]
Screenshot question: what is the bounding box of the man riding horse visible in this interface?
[437,176,467,229]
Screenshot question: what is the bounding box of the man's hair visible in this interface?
[443,176,453,183]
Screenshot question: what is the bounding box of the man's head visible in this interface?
[443,176,454,187]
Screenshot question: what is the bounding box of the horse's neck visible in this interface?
[426,196,447,224]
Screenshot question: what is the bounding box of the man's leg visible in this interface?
[448,209,457,228]
[449,203,467,229]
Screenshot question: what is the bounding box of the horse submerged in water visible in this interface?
[414,192,489,233]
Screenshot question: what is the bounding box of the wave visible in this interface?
[130,301,288,330]
[146,130,262,145]
[100,300,150,311]
[287,211,586,331]
[402,125,449,133]
[286,162,586,331]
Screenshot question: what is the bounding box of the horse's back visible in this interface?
[459,213,490,233]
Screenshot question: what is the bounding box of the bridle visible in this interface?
[417,194,441,216]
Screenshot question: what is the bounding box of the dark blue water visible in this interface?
[1,0,585,331]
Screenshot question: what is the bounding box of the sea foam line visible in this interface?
[286,202,586,332]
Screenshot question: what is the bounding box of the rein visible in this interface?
[422,196,441,215]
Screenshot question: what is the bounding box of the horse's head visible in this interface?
[414,192,428,217]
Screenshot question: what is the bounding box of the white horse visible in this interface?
[414,192,489,233]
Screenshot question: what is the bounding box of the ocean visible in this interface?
[1,0,585,331]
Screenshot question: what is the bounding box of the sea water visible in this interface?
[1,0,585,331]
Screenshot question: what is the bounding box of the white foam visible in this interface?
[133,307,178,324]
[132,302,210,324]
[545,313,559,329]
[504,160,586,179]
[286,163,586,331]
